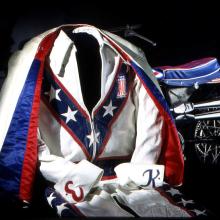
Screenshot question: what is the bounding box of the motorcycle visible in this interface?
[153,57,220,165]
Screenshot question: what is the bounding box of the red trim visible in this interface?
[35,24,87,60]
[155,188,194,217]
[136,72,184,186]
[41,97,91,160]
[19,32,59,201]
[45,63,89,121]
[19,61,44,201]
[101,175,117,181]
[97,77,134,158]
[93,59,123,115]
[35,32,59,61]
[70,203,85,217]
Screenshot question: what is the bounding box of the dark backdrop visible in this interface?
[0,0,219,218]
[1,1,219,70]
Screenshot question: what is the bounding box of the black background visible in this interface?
[1,1,220,70]
[0,0,220,218]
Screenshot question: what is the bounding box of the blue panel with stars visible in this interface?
[41,63,134,163]
[94,63,133,156]
[41,69,93,158]
[45,187,83,217]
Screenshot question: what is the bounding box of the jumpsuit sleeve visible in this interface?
[37,130,103,203]
[115,75,184,188]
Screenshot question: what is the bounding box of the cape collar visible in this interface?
[46,28,122,118]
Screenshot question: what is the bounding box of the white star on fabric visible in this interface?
[191,209,206,216]
[49,86,61,102]
[103,100,117,117]
[61,107,78,123]
[166,188,182,196]
[87,131,100,147]
[47,192,56,207]
[56,202,68,216]
[178,198,194,207]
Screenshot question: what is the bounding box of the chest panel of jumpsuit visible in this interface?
[40,58,136,165]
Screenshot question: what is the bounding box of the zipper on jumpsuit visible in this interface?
[86,110,97,162]
[90,118,97,162]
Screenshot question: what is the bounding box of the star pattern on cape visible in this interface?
[49,86,61,102]
[166,188,182,196]
[47,192,56,207]
[190,209,206,216]
[87,131,100,147]
[178,198,194,207]
[103,100,117,117]
[56,202,68,216]
[61,106,78,123]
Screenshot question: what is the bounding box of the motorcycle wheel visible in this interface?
[194,119,220,165]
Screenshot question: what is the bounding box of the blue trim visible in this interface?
[43,63,131,160]
[0,59,41,196]
[131,61,173,120]
[42,69,93,156]
[94,63,130,154]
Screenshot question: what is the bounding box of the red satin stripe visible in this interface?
[19,62,44,201]
[19,31,59,201]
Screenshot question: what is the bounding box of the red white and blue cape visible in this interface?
[0,25,184,216]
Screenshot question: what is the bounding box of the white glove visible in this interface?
[114,163,164,189]
[54,160,103,203]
